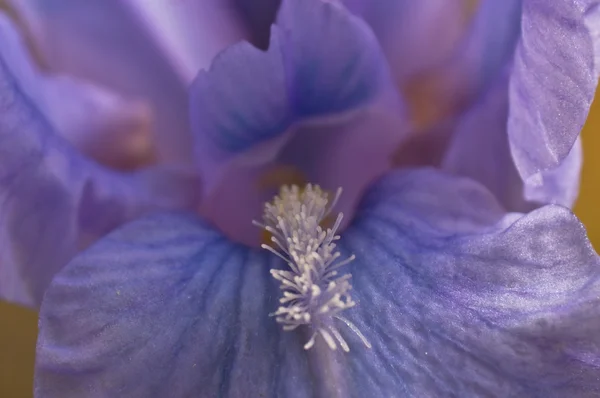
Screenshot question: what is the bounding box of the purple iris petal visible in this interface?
[0,12,154,169]
[344,0,521,93]
[35,169,600,397]
[442,0,522,98]
[346,0,600,211]
[524,137,582,207]
[441,70,526,211]
[0,49,200,307]
[1,0,597,394]
[508,0,600,190]
[351,0,594,209]
[191,0,393,158]
[191,0,407,245]
[442,68,583,210]
[233,0,598,208]
[9,0,245,164]
[344,0,475,86]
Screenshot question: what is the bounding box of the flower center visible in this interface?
[254,183,370,352]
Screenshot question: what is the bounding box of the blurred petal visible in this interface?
[41,77,155,170]
[438,0,522,96]
[442,70,583,210]
[442,0,521,91]
[343,0,477,84]
[401,0,587,210]
[407,0,521,124]
[344,0,521,127]
[8,0,245,164]
[123,0,247,80]
[508,0,600,188]
[191,0,405,245]
[348,0,521,171]
[0,49,200,307]
[0,11,154,169]
[441,74,524,211]
[36,169,600,397]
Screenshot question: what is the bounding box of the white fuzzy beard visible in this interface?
[254,184,370,352]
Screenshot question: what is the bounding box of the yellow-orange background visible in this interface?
[2,93,600,397]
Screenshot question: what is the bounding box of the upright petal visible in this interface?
[523,136,583,208]
[403,0,588,210]
[0,49,200,307]
[508,0,600,188]
[442,70,583,210]
[343,0,478,84]
[40,77,154,170]
[413,0,521,123]
[192,0,391,157]
[191,0,406,245]
[36,169,600,397]
[7,0,245,164]
[441,73,525,211]
[351,0,522,174]
[345,0,522,127]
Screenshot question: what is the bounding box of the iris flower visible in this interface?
[1,0,600,396]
